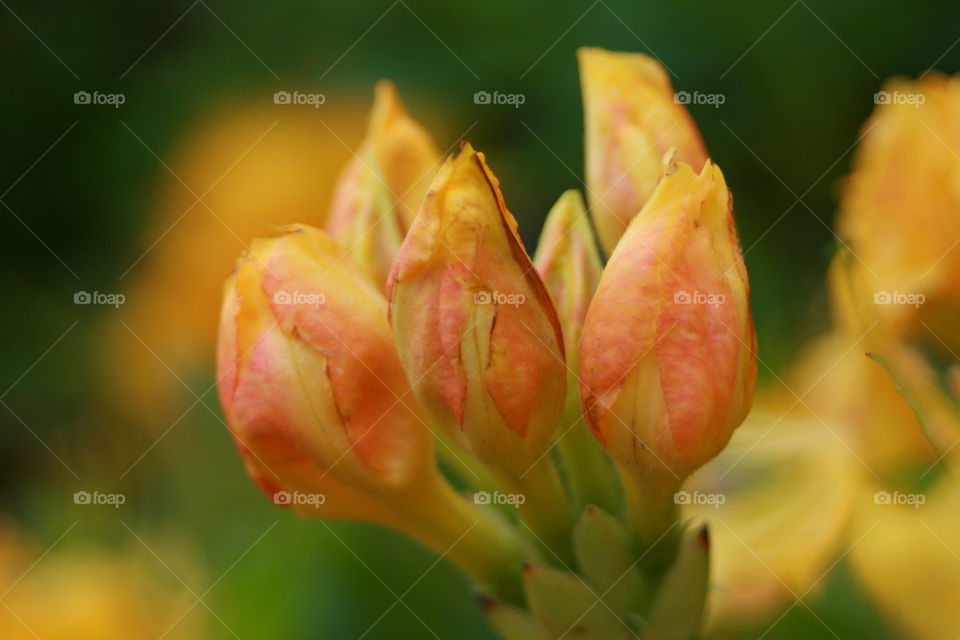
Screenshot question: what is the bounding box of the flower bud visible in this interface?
[217,224,435,503]
[326,81,439,289]
[578,47,708,255]
[533,190,617,512]
[388,143,567,479]
[579,157,756,484]
[533,190,601,356]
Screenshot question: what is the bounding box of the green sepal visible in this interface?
[572,504,643,612]
[523,563,631,639]
[643,523,710,640]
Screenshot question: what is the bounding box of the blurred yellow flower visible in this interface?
[101,96,368,425]
[0,526,203,639]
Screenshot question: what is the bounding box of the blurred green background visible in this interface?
[2,0,958,637]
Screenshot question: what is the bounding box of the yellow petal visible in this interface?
[836,74,960,350]
[848,474,960,639]
[683,406,860,630]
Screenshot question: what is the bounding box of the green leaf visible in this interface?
[481,595,547,640]
[644,524,709,640]
[572,505,642,612]
[523,564,632,639]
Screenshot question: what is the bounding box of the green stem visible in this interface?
[434,431,503,493]
[391,475,526,603]
[618,465,682,576]
[503,457,576,567]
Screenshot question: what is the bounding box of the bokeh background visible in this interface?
[2,0,959,637]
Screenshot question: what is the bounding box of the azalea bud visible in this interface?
[533,190,617,512]
[326,81,439,289]
[217,224,434,498]
[533,190,601,354]
[388,143,567,480]
[579,156,756,492]
[578,47,708,255]
[217,225,526,597]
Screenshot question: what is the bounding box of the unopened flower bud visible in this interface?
[533,190,617,511]
[217,225,434,499]
[326,81,439,289]
[579,157,756,486]
[388,144,567,480]
[579,47,708,255]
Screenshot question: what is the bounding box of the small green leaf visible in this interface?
[572,505,642,612]
[523,564,632,639]
[644,523,710,640]
[481,594,547,640]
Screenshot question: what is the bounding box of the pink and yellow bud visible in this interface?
[533,190,602,355]
[533,190,617,511]
[217,224,435,503]
[326,81,439,289]
[579,157,756,486]
[217,224,527,597]
[387,143,567,480]
[579,47,709,255]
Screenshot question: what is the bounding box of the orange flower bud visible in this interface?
[217,225,527,597]
[217,224,435,502]
[578,47,708,255]
[387,143,567,479]
[579,157,756,484]
[326,81,439,289]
